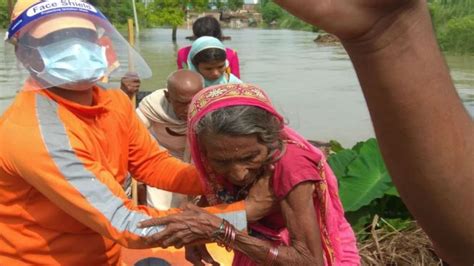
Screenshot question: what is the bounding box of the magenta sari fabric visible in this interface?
[188,84,360,265]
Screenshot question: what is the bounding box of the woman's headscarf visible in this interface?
[187,84,359,265]
[187,36,242,87]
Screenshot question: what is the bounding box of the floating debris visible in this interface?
[314,33,340,44]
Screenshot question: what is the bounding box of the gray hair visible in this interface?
[195,105,284,155]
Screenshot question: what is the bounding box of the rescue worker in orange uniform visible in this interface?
[0,1,271,264]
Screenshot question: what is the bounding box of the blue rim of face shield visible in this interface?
[6,0,108,42]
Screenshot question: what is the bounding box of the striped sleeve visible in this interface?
[6,94,179,248]
[7,93,246,249]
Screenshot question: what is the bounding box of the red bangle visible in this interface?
[223,220,235,251]
[224,221,230,250]
[263,245,279,266]
[229,226,236,250]
[214,219,237,251]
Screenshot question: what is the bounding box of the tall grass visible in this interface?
[430,0,474,54]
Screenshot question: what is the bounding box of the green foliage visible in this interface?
[327,138,411,236]
[261,1,283,24]
[260,0,271,7]
[439,15,474,54]
[346,196,412,239]
[0,0,209,29]
[329,140,344,153]
[260,0,314,31]
[327,148,357,179]
[227,0,244,11]
[213,0,225,10]
[329,139,393,212]
[135,0,207,39]
[278,14,314,31]
[144,0,207,27]
[149,0,186,27]
[135,2,154,28]
[0,0,9,28]
[429,0,474,54]
[89,0,134,25]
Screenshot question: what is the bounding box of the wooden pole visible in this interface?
[128,19,135,50]
[8,0,14,17]
[127,18,138,205]
[131,0,140,36]
[127,18,136,102]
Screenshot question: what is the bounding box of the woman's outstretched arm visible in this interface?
[139,181,326,265]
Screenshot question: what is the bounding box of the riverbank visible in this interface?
[0,0,472,54]
[2,28,472,144]
[257,0,474,54]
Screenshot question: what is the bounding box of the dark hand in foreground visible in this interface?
[120,72,141,99]
[274,0,421,47]
[138,203,221,249]
[185,245,220,266]
[245,164,278,222]
[275,1,474,265]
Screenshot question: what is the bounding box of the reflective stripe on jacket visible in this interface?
[0,79,246,265]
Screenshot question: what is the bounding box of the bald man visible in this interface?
[135,70,204,209]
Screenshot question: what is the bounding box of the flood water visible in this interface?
[1,28,473,146]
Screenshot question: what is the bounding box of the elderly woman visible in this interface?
[140,84,360,265]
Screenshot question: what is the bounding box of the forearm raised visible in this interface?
[343,2,474,263]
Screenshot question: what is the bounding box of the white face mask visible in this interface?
[30,38,107,90]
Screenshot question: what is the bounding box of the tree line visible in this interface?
[259,0,474,54]
[1,0,473,54]
[429,0,474,54]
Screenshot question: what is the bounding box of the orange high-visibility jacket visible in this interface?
[0,79,245,265]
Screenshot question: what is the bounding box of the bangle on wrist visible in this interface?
[213,219,237,251]
[211,219,225,239]
[263,245,279,266]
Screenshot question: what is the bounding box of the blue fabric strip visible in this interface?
[7,0,108,41]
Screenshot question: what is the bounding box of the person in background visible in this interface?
[136,70,204,209]
[177,15,241,78]
[270,0,472,265]
[121,71,141,100]
[0,1,273,264]
[139,84,360,266]
[188,36,242,88]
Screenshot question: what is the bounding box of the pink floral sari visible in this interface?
[188,84,360,265]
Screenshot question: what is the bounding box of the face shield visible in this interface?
[6,0,151,90]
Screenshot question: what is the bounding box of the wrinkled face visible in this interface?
[196,60,226,81]
[166,84,202,121]
[167,93,194,121]
[199,133,269,187]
